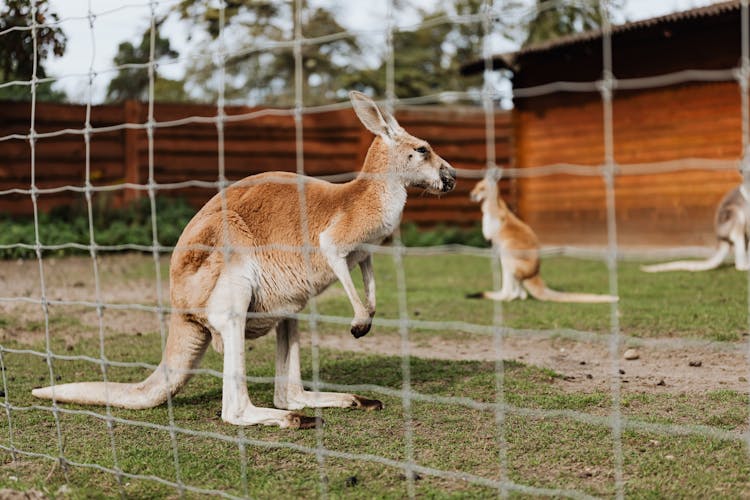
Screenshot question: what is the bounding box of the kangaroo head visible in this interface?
[470,179,494,202]
[350,91,456,194]
[470,179,508,215]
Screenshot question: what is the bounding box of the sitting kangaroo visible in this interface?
[467,178,617,303]
[641,185,750,272]
[32,92,457,428]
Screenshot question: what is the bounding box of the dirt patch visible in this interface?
[314,331,750,395]
[0,490,45,500]
[0,254,166,345]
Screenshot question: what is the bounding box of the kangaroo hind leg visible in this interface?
[730,212,749,270]
[274,318,383,411]
[207,263,317,428]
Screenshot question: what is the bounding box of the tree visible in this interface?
[343,0,508,101]
[106,24,189,103]
[177,1,364,105]
[353,10,458,99]
[523,0,623,48]
[0,0,67,102]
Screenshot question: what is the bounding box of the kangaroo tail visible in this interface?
[523,275,618,303]
[640,241,729,273]
[31,315,210,410]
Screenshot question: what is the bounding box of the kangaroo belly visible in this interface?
[243,248,366,336]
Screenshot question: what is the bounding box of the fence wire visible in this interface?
[1,0,750,498]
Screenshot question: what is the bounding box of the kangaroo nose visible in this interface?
[446,164,456,179]
[440,164,457,193]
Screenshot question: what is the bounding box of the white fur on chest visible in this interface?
[482,211,501,240]
[379,184,407,236]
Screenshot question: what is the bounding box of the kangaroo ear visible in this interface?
[349,91,395,140]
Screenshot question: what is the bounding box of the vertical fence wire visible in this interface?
[383,1,417,495]
[27,0,68,480]
[82,0,124,491]
[144,0,184,492]
[291,0,329,494]
[212,2,253,496]
[599,1,625,497]
[0,348,13,462]
[740,0,750,464]
[482,0,509,497]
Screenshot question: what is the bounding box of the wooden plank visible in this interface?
[0,160,126,182]
[154,126,362,142]
[0,101,124,125]
[122,100,143,204]
[150,137,360,156]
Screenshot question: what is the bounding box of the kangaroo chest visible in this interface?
[482,211,501,240]
[379,185,407,237]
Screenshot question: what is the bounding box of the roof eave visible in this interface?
[460,0,741,76]
[459,53,516,76]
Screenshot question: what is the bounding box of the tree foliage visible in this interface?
[177,1,363,105]
[342,11,457,99]
[523,0,623,48]
[0,0,67,101]
[103,0,624,105]
[106,25,189,103]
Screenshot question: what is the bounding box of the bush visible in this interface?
[0,202,489,260]
[0,197,196,259]
[399,222,488,248]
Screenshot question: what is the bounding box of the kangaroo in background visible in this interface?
[641,185,750,273]
[32,91,457,429]
[467,178,617,303]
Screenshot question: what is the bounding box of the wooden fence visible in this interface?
[0,100,512,226]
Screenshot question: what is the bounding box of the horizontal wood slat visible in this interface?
[515,81,746,245]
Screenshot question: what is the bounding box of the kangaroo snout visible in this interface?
[440,165,457,193]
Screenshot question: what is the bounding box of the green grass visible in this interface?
[2,252,750,497]
[307,254,749,341]
[0,333,749,498]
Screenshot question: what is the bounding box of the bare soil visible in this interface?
[316,331,750,394]
[2,254,749,395]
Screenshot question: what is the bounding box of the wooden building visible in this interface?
[463,0,746,246]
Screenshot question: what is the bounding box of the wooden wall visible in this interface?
[514,81,742,246]
[0,100,511,226]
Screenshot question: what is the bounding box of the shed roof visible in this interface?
[460,0,740,75]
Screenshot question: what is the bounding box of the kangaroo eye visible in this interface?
[414,146,428,154]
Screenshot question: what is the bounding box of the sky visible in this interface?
[42,0,723,103]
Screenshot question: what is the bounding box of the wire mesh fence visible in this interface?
[1,0,750,498]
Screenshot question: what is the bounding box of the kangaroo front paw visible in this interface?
[352,395,384,411]
[350,318,372,338]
